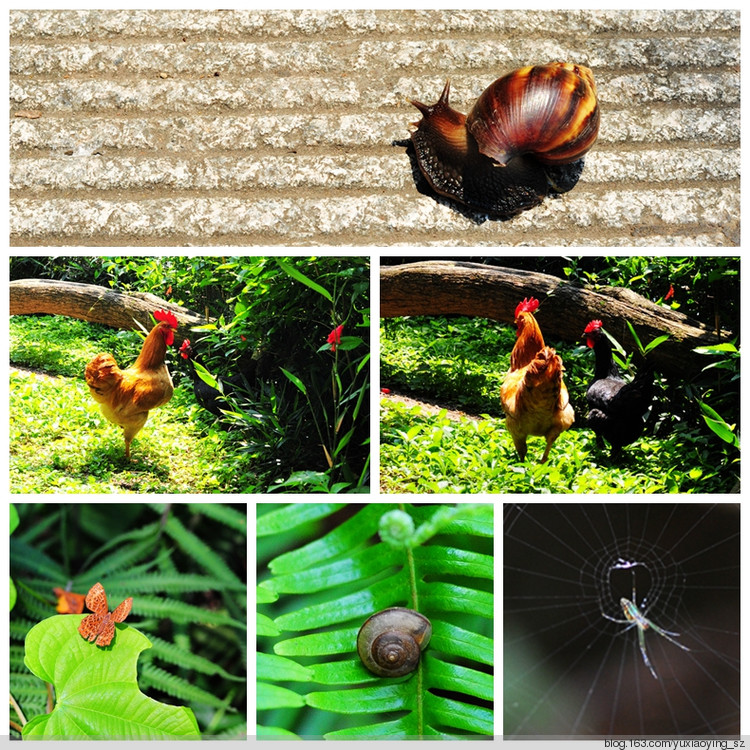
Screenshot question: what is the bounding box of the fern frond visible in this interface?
[162,515,243,587]
[258,503,494,737]
[148,634,245,681]
[186,503,247,533]
[257,503,347,537]
[135,595,246,629]
[210,721,247,739]
[98,573,246,595]
[15,587,56,622]
[10,618,37,641]
[83,537,158,580]
[80,522,161,570]
[10,645,28,669]
[268,503,394,575]
[10,538,64,579]
[138,662,230,709]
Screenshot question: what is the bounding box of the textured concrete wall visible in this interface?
[10,9,739,246]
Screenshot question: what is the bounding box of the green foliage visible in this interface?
[10,315,136,378]
[380,401,732,493]
[691,341,740,449]
[10,255,370,492]
[257,503,493,738]
[9,365,245,493]
[381,306,739,493]
[23,617,199,738]
[381,316,507,413]
[560,256,739,331]
[9,503,246,740]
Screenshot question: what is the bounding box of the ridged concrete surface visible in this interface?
[9,9,740,246]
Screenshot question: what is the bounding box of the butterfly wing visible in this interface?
[111,597,133,623]
[95,621,117,647]
[78,613,103,642]
[85,582,109,616]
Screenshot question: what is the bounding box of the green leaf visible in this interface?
[163,515,244,588]
[186,503,247,533]
[10,504,19,535]
[258,612,280,637]
[307,682,408,713]
[275,259,333,302]
[258,503,494,736]
[192,359,219,389]
[697,400,740,447]
[257,503,346,537]
[280,368,307,395]
[23,615,199,738]
[139,662,229,709]
[625,320,645,355]
[643,334,670,353]
[694,343,738,354]
[257,652,313,682]
[257,682,305,711]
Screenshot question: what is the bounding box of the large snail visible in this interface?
[357,607,432,677]
[409,62,600,217]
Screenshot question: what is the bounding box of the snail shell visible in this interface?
[357,607,432,677]
[409,62,600,216]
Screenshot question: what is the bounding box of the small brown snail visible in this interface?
[409,62,600,217]
[357,607,432,677]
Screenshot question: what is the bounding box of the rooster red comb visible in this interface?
[179,339,191,359]
[584,320,603,334]
[515,297,540,319]
[154,309,178,329]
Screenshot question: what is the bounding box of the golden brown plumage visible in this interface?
[501,297,574,463]
[85,309,178,459]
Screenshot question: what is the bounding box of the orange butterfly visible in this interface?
[78,582,133,647]
[53,587,86,614]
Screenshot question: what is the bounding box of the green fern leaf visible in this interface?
[148,634,245,681]
[10,538,65,580]
[258,503,493,737]
[135,595,246,629]
[163,515,244,587]
[186,503,247,533]
[139,662,229,709]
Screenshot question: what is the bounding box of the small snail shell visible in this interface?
[409,62,600,216]
[357,607,432,677]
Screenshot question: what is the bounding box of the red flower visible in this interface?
[664,283,675,301]
[381,388,391,394]
[327,324,344,352]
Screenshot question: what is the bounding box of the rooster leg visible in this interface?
[122,415,148,460]
[540,431,562,464]
[512,436,528,462]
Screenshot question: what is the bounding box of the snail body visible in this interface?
[357,607,432,677]
[409,62,600,217]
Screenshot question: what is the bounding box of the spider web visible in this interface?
[504,503,739,737]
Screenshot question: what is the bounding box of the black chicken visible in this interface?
[179,339,257,418]
[582,320,655,456]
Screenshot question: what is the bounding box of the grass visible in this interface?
[380,316,739,494]
[10,316,263,494]
[380,400,727,493]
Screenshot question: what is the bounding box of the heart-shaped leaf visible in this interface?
[23,615,199,739]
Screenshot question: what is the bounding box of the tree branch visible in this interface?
[380,261,732,376]
[10,278,206,342]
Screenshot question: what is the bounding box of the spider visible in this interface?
[601,580,690,679]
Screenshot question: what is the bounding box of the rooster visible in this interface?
[85,309,178,459]
[501,297,575,463]
[582,320,655,456]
